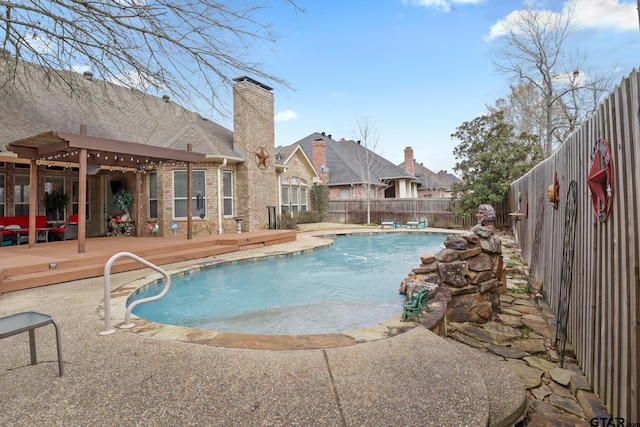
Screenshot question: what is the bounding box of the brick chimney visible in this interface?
[404,147,415,175]
[312,138,329,184]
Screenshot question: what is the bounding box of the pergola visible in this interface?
[7,128,206,253]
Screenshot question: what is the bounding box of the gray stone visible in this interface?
[549,367,574,386]
[521,314,551,339]
[412,263,438,274]
[531,385,552,401]
[471,225,494,238]
[548,395,585,418]
[504,360,544,388]
[446,303,492,324]
[461,231,479,245]
[576,389,611,420]
[479,278,500,293]
[449,285,478,296]
[510,338,547,354]
[488,345,530,359]
[569,374,592,395]
[438,261,469,288]
[482,322,522,340]
[468,270,494,285]
[420,253,436,264]
[450,331,487,348]
[524,356,557,371]
[453,322,514,345]
[444,235,468,250]
[500,295,516,305]
[509,304,540,315]
[481,235,502,254]
[514,298,537,307]
[468,253,493,271]
[526,410,588,427]
[435,248,461,263]
[549,381,574,398]
[497,313,523,328]
[459,246,482,260]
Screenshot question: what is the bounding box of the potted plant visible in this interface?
[44,190,69,222]
[113,188,134,219]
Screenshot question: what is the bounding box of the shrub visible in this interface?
[277,214,298,230]
[294,210,322,224]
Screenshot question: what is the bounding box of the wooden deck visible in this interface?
[0,230,297,294]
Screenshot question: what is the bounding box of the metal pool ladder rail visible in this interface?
[100,252,171,336]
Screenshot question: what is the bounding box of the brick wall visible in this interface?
[233,78,277,231]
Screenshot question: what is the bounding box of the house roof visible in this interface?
[289,132,417,186]
[0,60,238,162]
[400,160,461,190]
[275,144,320,181]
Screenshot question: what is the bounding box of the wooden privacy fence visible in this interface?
[327,198,510,229]
[508,69,640,420]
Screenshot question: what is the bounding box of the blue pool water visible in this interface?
[129,232,446,335]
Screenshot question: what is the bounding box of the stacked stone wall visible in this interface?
[400,225,506,324]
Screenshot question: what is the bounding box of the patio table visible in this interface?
[0,311,63,376]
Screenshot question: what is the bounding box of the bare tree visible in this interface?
[352,115,382,225]
[489,0,612,155]
[0,1,300,113]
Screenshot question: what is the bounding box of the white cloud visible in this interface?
[71,64,92,74]
[275,109,298,122]
[571,0,638,30]
[486,8,559,40]
[404,0,484,13]
[487,0,637,40]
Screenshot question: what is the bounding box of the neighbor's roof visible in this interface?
[400,160,461,190]
[0,60,238,161]
[290,132,417,186]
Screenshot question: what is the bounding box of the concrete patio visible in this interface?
[0,224,600,426]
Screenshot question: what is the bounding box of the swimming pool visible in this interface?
[128,232,446,335]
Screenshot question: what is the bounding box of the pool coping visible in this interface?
[97,229,451,350]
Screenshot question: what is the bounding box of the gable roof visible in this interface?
[400,160,461,190]
[0,60,239,161]
[275,144,320,181]
[289,132,417,186]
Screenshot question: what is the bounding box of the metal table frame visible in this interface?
[0,311,63,376]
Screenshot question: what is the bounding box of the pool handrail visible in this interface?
[100,251,171,336]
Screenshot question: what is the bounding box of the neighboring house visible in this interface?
[0,59,279,236]
[282,132,419,201]
[399,147,461,198]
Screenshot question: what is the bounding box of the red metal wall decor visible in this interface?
[587,137,615,222]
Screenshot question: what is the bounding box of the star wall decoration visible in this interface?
[255,147,269,170]
[587,137,615,222]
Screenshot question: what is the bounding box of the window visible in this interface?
[72,178,90,218]
[149,172,158,218]
[281,176,308,213]
[223,170,233,216]
[44,176,66,222]
[0,174,4,217]
[340,188,350,200]
[173,170,206,218]
[280,177,289,214]
[14,175,30,216]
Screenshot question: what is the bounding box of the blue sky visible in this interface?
[214,0,640,175]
